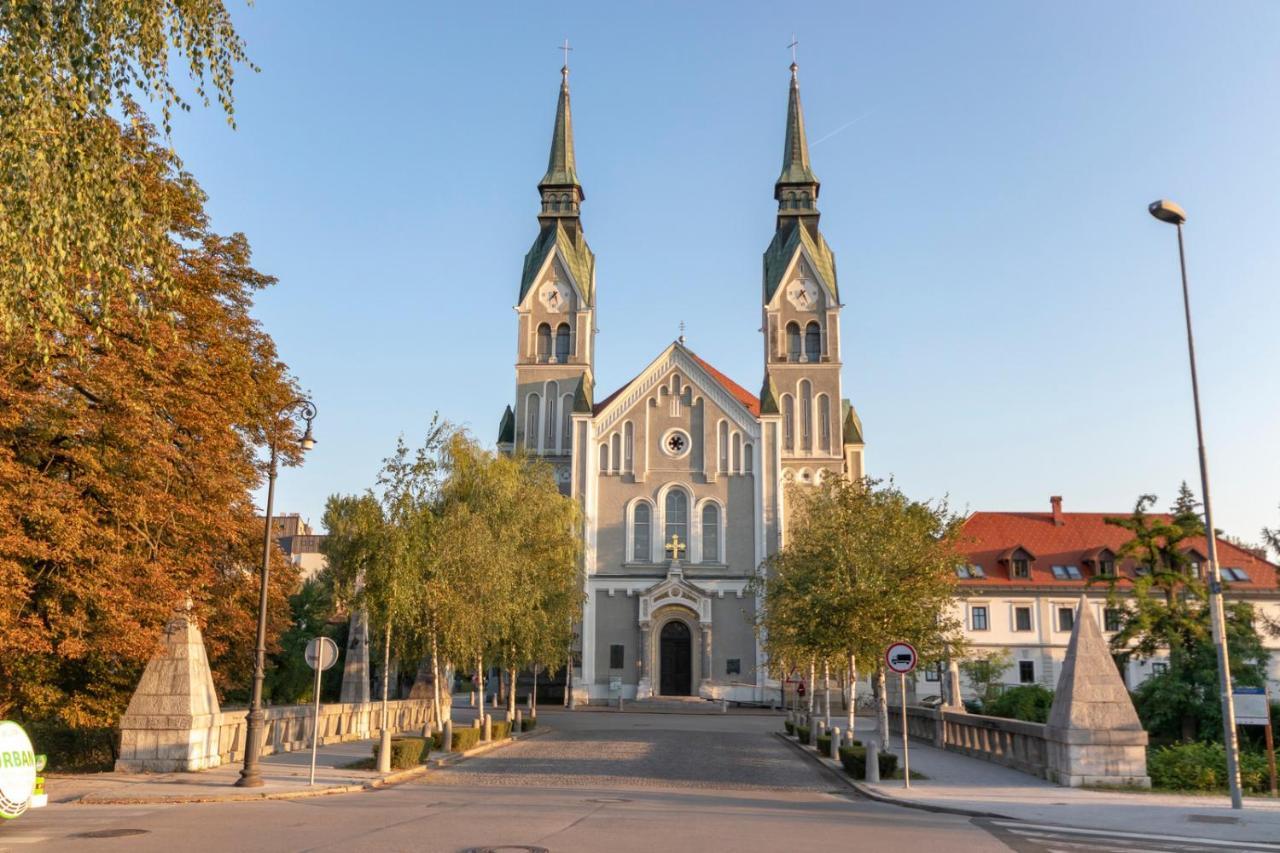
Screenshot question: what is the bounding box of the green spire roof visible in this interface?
[762,218,837,303]
[777,64,819,189]
[572,374,594,414]
[759,373,781,415]
[498,406,515,445]
[841,400,864,445]
[540,67,581,190]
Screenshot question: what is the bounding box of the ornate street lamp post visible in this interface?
[236,398,317,787]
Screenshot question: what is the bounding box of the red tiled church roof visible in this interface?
[957,499,1278,590]
[593,347,760,417]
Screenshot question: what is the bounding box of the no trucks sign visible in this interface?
[885,642,918,675]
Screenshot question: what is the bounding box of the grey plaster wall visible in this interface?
[710,596,758,683]
[592,593,639,685]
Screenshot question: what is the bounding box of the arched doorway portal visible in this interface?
[659,620,692,696]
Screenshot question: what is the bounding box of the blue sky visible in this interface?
[164,1,1280,545]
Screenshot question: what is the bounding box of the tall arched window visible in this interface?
[561,394,573,454]
[526,393,541,451]
[536,323,552,362]
[786,322,801,361]
[610,433,621,474]
[805,322,821,362]
[623,421,634,472]
[701,504,720,563]
[800,380,813,451]
[782,395,795,452]
[664,490,688,553]
[599,442,609,472]
[743,442,753,473]
[544,381,559,451]
[554,323,571,362]
[633,503,651,562]
[718,422,729,472]
[731,433,742,473]
[818,394,831,453]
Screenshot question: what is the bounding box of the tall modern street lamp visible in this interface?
[236,398,317,787]
[1147,199,1243,810]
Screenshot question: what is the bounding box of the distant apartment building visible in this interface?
[270,513,328,582]
[924,496,1280,699]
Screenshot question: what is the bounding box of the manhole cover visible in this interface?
[70,828,151,838]
[585,797,631,803]
[465,847,549,853]
[1187,815,1240,825]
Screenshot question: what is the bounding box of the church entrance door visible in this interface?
[659,620,692,696]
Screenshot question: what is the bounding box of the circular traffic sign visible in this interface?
[0,721,37,819]
[885,642,918,675]
[305,636,340,671]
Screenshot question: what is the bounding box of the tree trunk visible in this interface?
[377,623,393,773]
[532,664,539,716]
[807,658,816,717]
[875,668,890,748]
[847,653,857,733]
[507,665,517,719]
[475,654,485,722]
[1181,714,1197,743]
[823,660,831,728]
[430,632,443,733]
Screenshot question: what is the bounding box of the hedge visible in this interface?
[521,716,537,732]
[492,721,511,741]
[796,725,811,745]
[1149,742,1273,793]
[815,734,832,755]
[838,745,897,778]
[784,720,795,735]
[22,723,117,773]
[377,736,429,769]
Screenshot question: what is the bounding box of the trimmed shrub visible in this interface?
[838,745,897,778]
[1149,742,1272,793]
[984,684,1054,723]
[796,725,811,745]
[449,726,482,752]
[521,717,538,732]
[22,722,117,773]
[816,734,832,755]
[491,721,511,741]
[376,736,429,769]
[784,720,795,735]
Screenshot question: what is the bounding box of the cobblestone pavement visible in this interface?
[423,709,833,792]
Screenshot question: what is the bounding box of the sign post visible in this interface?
[1234,686,1277,797]
[885,642,919,788]
[305,636,340,786]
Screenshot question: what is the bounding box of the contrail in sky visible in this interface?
[812,111,873,146]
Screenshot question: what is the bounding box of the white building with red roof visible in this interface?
[935,496,1280,699]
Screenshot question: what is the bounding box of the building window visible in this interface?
[786,322,801,361]
[544,381,559,450]
[1151,662,1169,675]
[598,442,609,473]
[623,421,634,472]
[924,662,942,682]
[609,644,624,670]
[1018,661,1035,684]
[1104,608,1122,632]
[526,393,541,450]
[1222,567,1251,582]
[731,433,742,473]
[718,421,729,472]
[1013,558,1030,579]
[1051,565,1082,580]
[633,503,651,562]
[1098,559,1115,577]
[782,396,795,451]
[665,490,688,550]
[561,394,573,453]
[799,380,812,451]
[804,321,821,362]
[554,323,571,362]
[726,658,741,676]
[611,433,621,472]
[1057,606,1075,632]
[701,503,720,563]
[743,442,753,473]
[1013,606,1033,632]
[956,565,987,579]
[971,606,989,631]
[536,323,552,362]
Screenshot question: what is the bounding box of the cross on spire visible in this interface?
[561,38,573,71]
[788,35,799,65]
[665,532,686,562]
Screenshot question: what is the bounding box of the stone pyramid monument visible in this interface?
[1044,595,1150,787]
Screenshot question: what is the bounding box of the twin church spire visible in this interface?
[538,65,583,223]
[775,62,821,226]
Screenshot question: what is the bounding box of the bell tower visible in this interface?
[506,64,596,489]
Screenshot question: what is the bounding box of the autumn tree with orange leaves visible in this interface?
[0,114,304,729]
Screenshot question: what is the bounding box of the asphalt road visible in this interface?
[5,709,1271,852]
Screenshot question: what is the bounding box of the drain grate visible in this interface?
[1187,815,1240,825]
[69,828,151,839]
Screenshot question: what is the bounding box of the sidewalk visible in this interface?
[792,718,1280,845]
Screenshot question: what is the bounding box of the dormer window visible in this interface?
[1013,558,1030,579]
[1098,559,1115,577]
[1000,545,1035,580]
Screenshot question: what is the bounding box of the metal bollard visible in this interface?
[515,709,523,732]
[443,719,453,753]
[482,713,492,742]
[721,698,728,713]
[830,726,842,760]
[865,735,880,783]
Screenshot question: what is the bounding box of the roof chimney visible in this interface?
[1050,496,1064,526]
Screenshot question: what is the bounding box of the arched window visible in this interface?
[544,381,558,451]
[536,323,552,362]
[718,422,729,473]
[701,504,720,563]
[526,393,541,451]
[599,442,609,472]
[743,442,753,473]
[805,322,821,362]
[818,394,831,453]
[664,490,688,553]
[633,503,651,563]
[561,394,573,453]
[623,421,634,472]
[611,433,621,474]
[731,433,742,473]
[786,322,801,361]
[800,380,813,451]
[782,395,795,452]
[554,323,571,362]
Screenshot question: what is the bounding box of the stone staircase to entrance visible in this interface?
[624,696,725,714]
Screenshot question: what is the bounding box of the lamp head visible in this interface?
[300,421,316,452]
[1148,199,1187,226]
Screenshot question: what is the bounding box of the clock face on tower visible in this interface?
[786,277,820,311]
[539,280,572,313]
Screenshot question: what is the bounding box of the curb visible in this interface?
[771,731,1010,820]
[428,724,548,768]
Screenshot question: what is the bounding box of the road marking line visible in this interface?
[992,820,1280,850]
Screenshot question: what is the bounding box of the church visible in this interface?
[497,61,865,705]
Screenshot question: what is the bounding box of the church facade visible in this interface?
[497,62,865,704]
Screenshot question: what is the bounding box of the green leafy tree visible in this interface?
[266,577,338,704]
[958,649,1012,708]
[1,1,258,343]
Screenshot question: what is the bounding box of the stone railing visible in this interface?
[890,705,1051,779]
[213,699,433,765]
